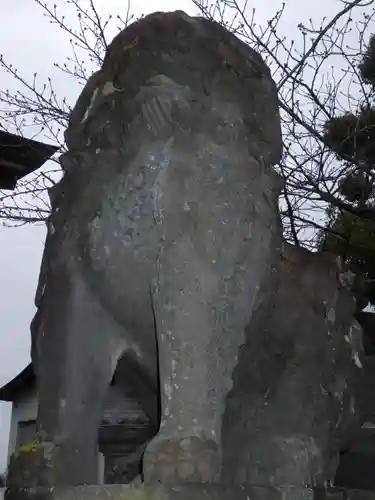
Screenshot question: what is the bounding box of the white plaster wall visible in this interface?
[6,386,38,466]
[98,452,105,485]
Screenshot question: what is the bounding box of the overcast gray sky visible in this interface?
[0,0,369,474]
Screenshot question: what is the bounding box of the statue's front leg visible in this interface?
[27,260,128,486]
[143,246,223,485]
[143,239,275,485]
[142,146,280,485]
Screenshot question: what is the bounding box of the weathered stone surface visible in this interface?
[356,312,375,355]
[7,445,51,489]
[1,484,341,500]
[7,485,375,500]
[7,9,363,493]
[20,9,283,488]
[222,244,363,487]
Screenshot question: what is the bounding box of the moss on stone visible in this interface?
[12,433,41,458]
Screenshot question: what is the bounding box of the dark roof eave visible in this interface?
[0,363,35,402]
[0,130,59,190]
[0,361,120,402]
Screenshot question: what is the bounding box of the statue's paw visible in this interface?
[6,440,54,488]
[142,433,220,485]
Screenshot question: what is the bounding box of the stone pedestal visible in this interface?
[5,485,375,500]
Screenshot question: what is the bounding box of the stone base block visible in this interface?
[5,485,375,500]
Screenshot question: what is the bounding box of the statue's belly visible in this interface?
[77,156,164,364]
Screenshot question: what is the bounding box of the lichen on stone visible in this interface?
[12,433,41,458]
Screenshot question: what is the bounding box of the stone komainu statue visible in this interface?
[17,10,362,488]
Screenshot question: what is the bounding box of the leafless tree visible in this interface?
[193,0,375,247]
[1,0,375,249]
[0,0,135,225]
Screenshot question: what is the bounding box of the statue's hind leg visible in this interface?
[29,260,129,486]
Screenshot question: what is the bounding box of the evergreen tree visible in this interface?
[321,34,375,308]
